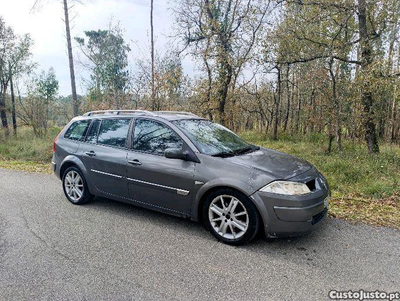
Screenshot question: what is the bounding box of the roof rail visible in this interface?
[83,110,155,117]
[154,111,199,117]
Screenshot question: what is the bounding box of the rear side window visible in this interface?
[97,118,131,148]
[86,119,101,143]
[133,119,183,155]
[64,120,91,141]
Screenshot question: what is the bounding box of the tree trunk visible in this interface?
[204,53,213,120]
[309,85,315,133]
[283,64,290,132]
[63,0,79,116]
[390,84,397,142]
[328,60,342,152]
[217,57,233,125]
[328,134,334,153]
[358,0,379,153]
[10,74,17,135]
[273,66,281,140]
[267,108,274,134]
[387,21,397,142]
[289,70,296,134]
[44,96,49,134]
[295,87,301,133]
[0,86,9,136]
[150,0,156,110]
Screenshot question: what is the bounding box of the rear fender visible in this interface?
[60,155,96,195]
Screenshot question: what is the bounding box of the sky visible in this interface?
[2,0,190,96]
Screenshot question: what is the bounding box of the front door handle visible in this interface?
[85,151,96,157]
[128,159,142,166]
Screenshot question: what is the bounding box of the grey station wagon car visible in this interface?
[52,110,329,245]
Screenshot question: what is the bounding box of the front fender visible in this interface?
[190,178,268,225]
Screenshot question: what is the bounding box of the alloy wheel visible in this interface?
[64,170,84,202]
[208,195,249,240]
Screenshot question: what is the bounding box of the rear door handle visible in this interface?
[85,151,96,157]
[128,159,142,166]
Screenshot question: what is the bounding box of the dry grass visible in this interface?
[0,159,52,174]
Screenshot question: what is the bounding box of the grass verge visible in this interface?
[0,127,59,174]
[0,159,52,174]
[1,127,399,229]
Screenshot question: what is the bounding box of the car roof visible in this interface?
[76,110,205,122]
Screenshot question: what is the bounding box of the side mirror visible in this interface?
[164,148,187,160]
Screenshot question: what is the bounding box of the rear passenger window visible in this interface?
[97,118,131,148]
[86,120,101,143]
[64,120,91,141]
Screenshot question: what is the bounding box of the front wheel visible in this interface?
[203,189,260,246]
[62,166,93,205]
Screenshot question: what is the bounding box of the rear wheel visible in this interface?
[203,189,260,246]
[62,166,93,205]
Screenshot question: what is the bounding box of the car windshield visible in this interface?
[172,119,258,157]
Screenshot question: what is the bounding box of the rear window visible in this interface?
[64,120,91,141]
[97,118,131,148]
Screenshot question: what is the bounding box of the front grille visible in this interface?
[311,208,327,225]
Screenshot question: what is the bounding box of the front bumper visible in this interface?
[273,199,327,222]
[251,172,330,238]
[252,191,329,238]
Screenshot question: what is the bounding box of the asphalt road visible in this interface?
[0,168,399,301]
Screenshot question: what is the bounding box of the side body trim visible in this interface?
[127,177,190,196]
[91,169,123,179]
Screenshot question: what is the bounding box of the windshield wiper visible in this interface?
[211,151,235,158]
[212,146,259,158]
[234,145,259,155]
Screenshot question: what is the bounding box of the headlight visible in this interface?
[260,181,311,195]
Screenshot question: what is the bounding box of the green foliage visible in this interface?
[75,23,131,106]
[242,131,400,199]
[36,67,59,102]
[16,68,60,136]
[0,126,61,162]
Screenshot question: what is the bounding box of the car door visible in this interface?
[126,118,196,215]
[81,118,131,198]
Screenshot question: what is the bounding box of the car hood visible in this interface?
[226,147,313,179]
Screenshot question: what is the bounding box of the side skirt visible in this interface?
[94,190,191,219]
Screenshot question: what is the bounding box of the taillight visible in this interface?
[53,131,62,152]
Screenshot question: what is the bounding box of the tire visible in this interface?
[62,166,93,205]
[203,188,260,246]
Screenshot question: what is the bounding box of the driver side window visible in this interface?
[133,119,183,155]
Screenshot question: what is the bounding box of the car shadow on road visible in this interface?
[84,196,334,253]
[86,196,212,239]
